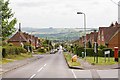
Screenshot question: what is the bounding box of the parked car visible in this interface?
[50,49,56,54]
[50,49,58,54]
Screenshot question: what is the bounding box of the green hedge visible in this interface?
[37,48,46,53]
[73,46,84,57]
[86,48,94,57]
[2,46,27,58]
[73,47,116,57]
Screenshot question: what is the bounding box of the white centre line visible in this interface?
[30,74,36,79]
[29,64,47,80]
[71,69,77,78]
[44,64,47,67]
[37,67,43,72]
[37,64,47,72]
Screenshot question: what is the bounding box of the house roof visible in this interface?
[89,32,98,42]
[8,32,27,42]
[101,23,120,43]
[109,26,120,42]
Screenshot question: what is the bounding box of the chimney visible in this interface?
[110,22,114,27]
[115,21,118,26]
[18,23,21,32]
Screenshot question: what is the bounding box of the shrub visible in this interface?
[37,48,46,53]
[2,41,7,46]
[8,43,13,46]
[2,46,27,58]
[86,48,94,57]
[74,46,84,57]
[98,45,106,49]
[2,48,7,58]
[98,49,103,57]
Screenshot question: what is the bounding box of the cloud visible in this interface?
[9,0,117,28]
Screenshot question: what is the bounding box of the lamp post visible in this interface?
[77,12,86,60]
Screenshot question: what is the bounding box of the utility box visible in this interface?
[72,55,77,62]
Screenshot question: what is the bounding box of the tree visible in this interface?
[0,0,3,37]
[2,0,17,40]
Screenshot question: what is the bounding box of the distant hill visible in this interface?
[22,27,97,41]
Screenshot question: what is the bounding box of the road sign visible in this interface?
[104,51,110,55]
[104,50,110,62]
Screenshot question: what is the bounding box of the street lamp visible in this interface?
[77,12,86,60]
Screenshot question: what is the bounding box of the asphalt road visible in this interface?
[2,50,119,80]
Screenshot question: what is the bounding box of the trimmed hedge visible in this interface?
[86,48,94,57]
[37,48,46,53]
[73,47,116,57]
[73,46,84,57]
[2,46,27,58]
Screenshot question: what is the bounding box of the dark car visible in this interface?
[50,50,55,54]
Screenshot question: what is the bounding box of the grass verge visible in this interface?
[85,57,119,65]
[1,53,32,64]
[0,46,2,52]
[64,52,80,67]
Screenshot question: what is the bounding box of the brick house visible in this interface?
[8,23,40,49]
[97,22,120,50]
[108,28,120,50]
[90,32,98,47]
[78,31,98,48]
[79,37,83,47]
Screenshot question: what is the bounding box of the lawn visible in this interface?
[85,57,119,65]
[1,53,32,64]
[64,52,80,67]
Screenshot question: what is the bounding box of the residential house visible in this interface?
[79,37,83,47]
[97,22,120,50]
[8,23,41,49]
[89,31,98,47]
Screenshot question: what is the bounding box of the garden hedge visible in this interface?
[73,47,116,57]
[2,46,27,58]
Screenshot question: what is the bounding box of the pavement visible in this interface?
[0,54,45,75]
[78,57,120,70]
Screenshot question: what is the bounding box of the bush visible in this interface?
[86,48,94,57]
[37,48,46,53]
[2,46,27,58]
[2,41,7,46]
[2,48,7,58]
[74,46,84,57]
[98,45,106,49]
[8,43,13,46]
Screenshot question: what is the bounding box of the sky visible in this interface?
[9,0,119,29]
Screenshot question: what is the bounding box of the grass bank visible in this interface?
[64,52,80,67]
[85,57,119,65]
[1,53,32,64]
